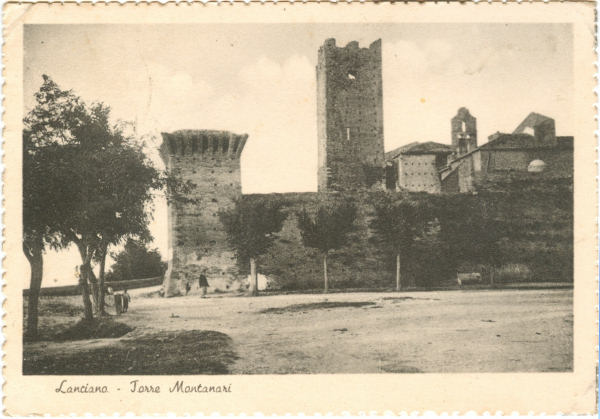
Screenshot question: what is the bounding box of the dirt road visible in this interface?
[26,288,573,373]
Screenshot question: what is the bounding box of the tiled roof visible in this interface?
[386,141,454,160]
[385,142,419,160]
[480,133,541,150]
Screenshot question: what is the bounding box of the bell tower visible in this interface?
[451,107,477,155]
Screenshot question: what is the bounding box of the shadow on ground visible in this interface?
[23,330,238,375]
[258,301,375,314]
[24,317,133,343]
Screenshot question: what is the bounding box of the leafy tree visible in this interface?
[23,132,72,337]
[370,194,433,291]
[107,238,167,282]
[436,194,503,284]
[24,75,166,320]
[23,76,92,334]
[219,198,287,296]
[297,200,357,292]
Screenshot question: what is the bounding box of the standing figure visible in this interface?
[185,281,191,295]
[105,286,115,308]
[122,289,131,312]
[198,271,209,298]
[114,293,123,315]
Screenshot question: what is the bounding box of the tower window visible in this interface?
[346,127,351,141]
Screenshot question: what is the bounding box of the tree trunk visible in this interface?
[395,253,401,292]
[489,266,495,286]
[89,269,99,312]
[249,257,258,296]
[24,243,43,339]
[323,253,328,293]
[79,269,94,320]
[75,240,95,320]
[98,245,107,315]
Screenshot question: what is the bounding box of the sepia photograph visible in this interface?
[21,21,576,376]
[3,2,596,415]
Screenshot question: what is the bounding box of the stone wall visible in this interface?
[316,38,385,192]
[482,148,573,176]
[244,191,447,290]
[441,145,572,193]
[160,130,248,296]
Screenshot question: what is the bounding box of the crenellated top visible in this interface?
[160,130,248,162]
[319,38,382,55]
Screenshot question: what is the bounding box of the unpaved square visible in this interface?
[24,288,572,374]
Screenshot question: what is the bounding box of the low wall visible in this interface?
[22,276,163,297]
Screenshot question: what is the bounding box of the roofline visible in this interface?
[401,150,454,156]
[439,133,573,174]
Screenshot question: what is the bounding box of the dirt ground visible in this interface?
[24,288,573,374]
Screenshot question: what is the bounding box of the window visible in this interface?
[523,126,535,136]
[346,127,351,141]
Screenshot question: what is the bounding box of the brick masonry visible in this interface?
[159,130,248,297]
[317,38,385,192]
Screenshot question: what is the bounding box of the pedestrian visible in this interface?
[185,281,191,295]
[198,270,209,298]
[104,286,114,308]
[114,293,123,315]
[122,289,131,312]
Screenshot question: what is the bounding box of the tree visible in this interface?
[24,75,164,320]
[22,76,91,336]
[436,194,503,284]
[22,131,72,337]
[107,239,167,282]
[219,198,287,296]
[297,199,357,292]
[370,194,432,291]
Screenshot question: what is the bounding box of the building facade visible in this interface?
[386,142,454,193]
[317,38,385,192]
[440,113,573,193]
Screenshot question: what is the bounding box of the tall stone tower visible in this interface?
[159,130,248,297]
[317,38,385,192]
[451,107,477,156]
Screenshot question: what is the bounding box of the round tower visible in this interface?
[159,130,248,297]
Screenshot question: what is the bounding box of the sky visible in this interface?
[23,23,573,286]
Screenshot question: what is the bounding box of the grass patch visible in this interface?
[23,330,238,375]
[259,301,375,314]
[23,298,83,319]
[39,301,83,317]
[54,317,134,341]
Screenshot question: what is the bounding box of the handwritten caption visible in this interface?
[55,379,232,394]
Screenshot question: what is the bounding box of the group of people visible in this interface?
[106,287,131,315]
[74,265,132,315]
